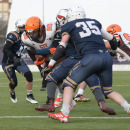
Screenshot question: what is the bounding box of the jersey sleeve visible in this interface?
[93,19,102,30]
[61,22,74,37]
[21,32,31,50]
[52,29,62,47]
[6,32,18,47]
[45,22,56,37]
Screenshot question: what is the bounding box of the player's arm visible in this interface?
[101,28,117,57]
[3,34,21,65]
[3,41,15,59]
[48,34,69,67]
[34,44,56,55]
[101,28,117,50]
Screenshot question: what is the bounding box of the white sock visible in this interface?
[77,89,84,95]
[121,100,130,113]
[27,90,32,95]
[61,103,70,116]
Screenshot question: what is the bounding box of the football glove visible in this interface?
[40,66,51,77]
[13,56,21,66]
[110,50,117,57]
[35,57,47,66]
[30,47,36,54]
[49,47,56,54]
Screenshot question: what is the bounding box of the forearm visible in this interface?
[35,44,55,55]
[109,36,117,50]
[3,44,15,59]
[48,42,67,67]
[27,50,36,62]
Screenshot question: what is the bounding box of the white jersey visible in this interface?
[21,22,56,60]
[114,32,130,61]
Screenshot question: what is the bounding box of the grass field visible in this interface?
[0,71,130,130]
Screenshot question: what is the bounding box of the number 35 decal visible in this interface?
[75,21,101,38]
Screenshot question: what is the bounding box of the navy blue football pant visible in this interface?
[63,52,113,96]
[46,57,99,88]
[2,59,30,88]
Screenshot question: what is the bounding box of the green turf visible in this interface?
[0,71,130,130]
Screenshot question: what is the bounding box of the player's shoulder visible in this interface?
[21,32,31,45]
[90,18,102,28]
[44,21,56,36]
[6,31,20,41]
[54,29,61,39]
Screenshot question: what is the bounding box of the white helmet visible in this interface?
[56,9,68,27]
[15,18,27,33]
[68,5,86,22]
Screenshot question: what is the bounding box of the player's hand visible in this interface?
[110,50,117,57]
[49,48,56,54]
[13,56,21,66]
[35,57,47,65]
[30,47,36,54]
[40,66,51,77]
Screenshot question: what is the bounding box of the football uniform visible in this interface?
[21,22,56,61]
[60,18,114,96]
[46,30,100,95]
[113,32,130,61]
[2,31,30,86]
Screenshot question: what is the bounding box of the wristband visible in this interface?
[48,65,53,68]
[13,56,16,59]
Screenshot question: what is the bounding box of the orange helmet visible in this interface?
[106,24,122,34]
[25,16,43,39]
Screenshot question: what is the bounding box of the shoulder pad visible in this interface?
[54,30,61,39]
[6,31,20,42]
[45,22,56,37]
[21,32,29,45]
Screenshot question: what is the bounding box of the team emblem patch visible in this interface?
[9,35,13,38]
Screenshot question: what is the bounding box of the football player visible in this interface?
[2,18,38,104]
[45,6,130,122]
[34,9,116,115]
[21,16,57,91]
[106,24,130,61]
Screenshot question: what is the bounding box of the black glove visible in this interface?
[40,67,51,78]
[13,57,21,66]
[30,47,36,54]
[110,50,117,57]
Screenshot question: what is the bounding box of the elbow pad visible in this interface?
[52,45,66,61]
[109,36,117,50]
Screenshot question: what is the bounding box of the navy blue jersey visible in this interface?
[61,18,107,56]
[2,31,25,64]
[55,30,82,59]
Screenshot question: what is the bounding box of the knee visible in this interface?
[9,83,17,89]
[102,86,113,97]
[63,77,78,92]
[24,71,33,82]
[90,85,100,93]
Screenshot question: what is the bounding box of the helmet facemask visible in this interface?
[25,16,43,41]
[15,18,27,34]
[56,9,68,27]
